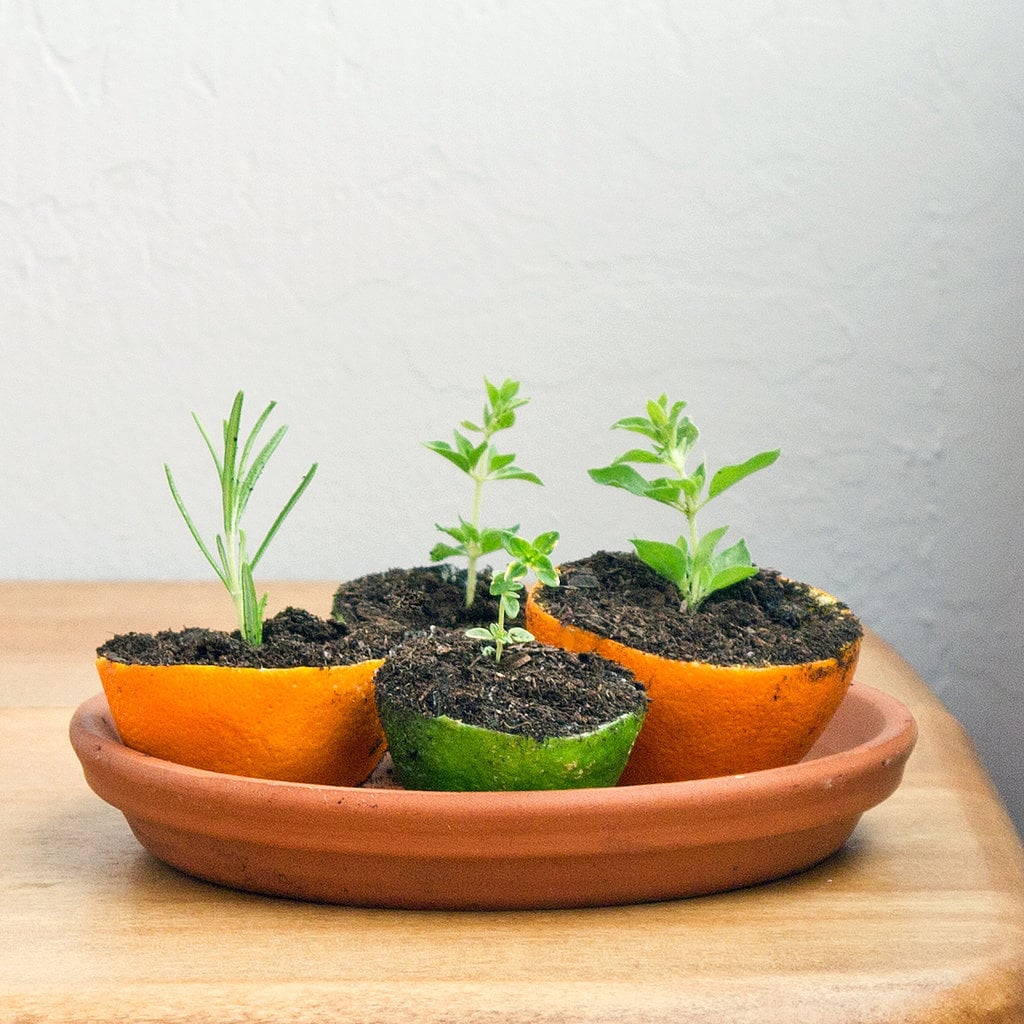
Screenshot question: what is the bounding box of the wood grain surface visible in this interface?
[1,582,1022,1023]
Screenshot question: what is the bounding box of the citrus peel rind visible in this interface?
[526,588,859,784]
[96,657,386,786]
[378,703,646,792]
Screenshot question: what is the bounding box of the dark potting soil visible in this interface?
[332,564,494,638]
[96,606,389,669]
[537,551,863,667]
[373,629,648,743]
[97,566,499,670]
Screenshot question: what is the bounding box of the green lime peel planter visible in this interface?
[379,703,646,792]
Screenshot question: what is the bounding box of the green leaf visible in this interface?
[707,564,758,597]
[532,530,559,555]
[457,431,487,462]
[708,449,780,499]
[710,537,753,573]
[250,461,318,569]
[610,416,661,440]
[673,416,699,454]
[610,448,663,465]
[215,533,230,582]
[435,521,476,544]
[500,531,560,578]
[507,627,534,643]
[666,398,688,424]
[220,392,244,520]
[237,400,277,480]
[490,573,520,596]
[483,377,527,433]
[490,466,543,485]
[693,525,730,567]
[503,534,533,560]
[236,424,287,522]
[677,474,704,505]
[645,478,686,507]
[164,464,226,585]
[647,396,669,426]
[430,541,466,562]
[477,526,511,555]
[240,561,263,646]
[488,452,516,472]
[533,562,559,588]
[505,561,530,584]
[630,537,689,591]
[465,627,494,641]
[423,440,471,474]
[588,463,654,496]
[492,410,516,432]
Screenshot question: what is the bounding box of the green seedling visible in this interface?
[466,530,559,663]
[425,377,543,607]
[589,394,779,612]
[164,390,318,646]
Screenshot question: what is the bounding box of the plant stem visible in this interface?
[464,466,485,608]
[686,512,700,611]
[494,594,507,663]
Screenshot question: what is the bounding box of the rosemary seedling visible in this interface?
[164,390,317,646]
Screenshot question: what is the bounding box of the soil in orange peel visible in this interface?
[528,551,863,784]
[98,606,387,668]
[96,607,388,785]
[332,564,494,643]
[534,551,862,666]
[373,629,646,743]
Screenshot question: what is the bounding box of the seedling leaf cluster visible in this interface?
[589,395,779,612]
[424,378,543,607]
[466,530,559,663]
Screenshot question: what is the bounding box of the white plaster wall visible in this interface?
[2,1,1021,834]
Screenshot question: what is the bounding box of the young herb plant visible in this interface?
[424,378,543,608]
[589,394,779,612]
[164,390,318,647]
[466,530,559,663]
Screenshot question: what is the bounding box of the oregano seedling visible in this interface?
[424,377,543,607]
[588,394,779,612]
[466,530,559,663]
[164,390,317,646]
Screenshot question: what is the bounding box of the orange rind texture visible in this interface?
[96,657,386,786]
[526,591,860,784]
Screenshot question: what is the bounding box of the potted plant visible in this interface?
[331,377,541,642]
[95,391,386,787]
[526,394,863,785]
[373,531,648,791]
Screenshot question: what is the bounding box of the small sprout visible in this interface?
[589,394,779,612]
[466,530,559,663]
[424,377,543,608]
[164,390,317,646]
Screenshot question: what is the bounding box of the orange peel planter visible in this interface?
[526,588,860,785]
[96,657,386,786]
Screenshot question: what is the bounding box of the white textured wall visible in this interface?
[2,1,1022,834]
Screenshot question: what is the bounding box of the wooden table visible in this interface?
[2,582,1022,1024]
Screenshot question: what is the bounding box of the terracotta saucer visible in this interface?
[69,682,916,910]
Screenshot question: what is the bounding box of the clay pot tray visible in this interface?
[70,682,916,910]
